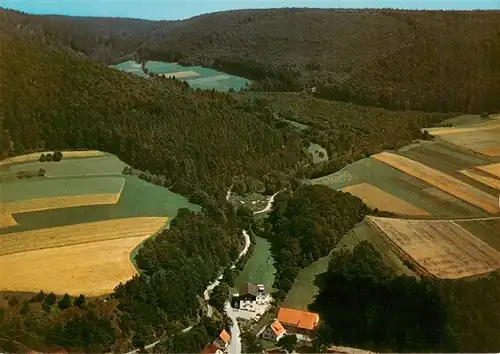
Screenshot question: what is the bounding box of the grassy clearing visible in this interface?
[368,216,500,279]
[1,176,124,203]
[235,237,276,291]
[0,214,17,228]
[307,142,329,164]
[341,182,430,216]
[4,176,199,233]
[0,150,105,167]
[282,220,414,311]
[456,218,500,251]
[0,155,125,178]
[0,217,167,256]
[373,152,499,214]
[0,235,150,296]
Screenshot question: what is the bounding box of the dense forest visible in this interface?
[4,9,500,113]
[0,206,242,352]
[312,242,500,352]
[263,185,369,299]
[137,9,500,113]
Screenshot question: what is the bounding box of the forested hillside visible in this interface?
[0,20,306,197]
[6,8,500,113]
[139,9,500,113]
[312,242,500,352]
[1,9,169,62]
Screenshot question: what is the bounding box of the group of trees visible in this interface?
[312,241,500,352]
[39,151,63,162]
[263,185,369,299]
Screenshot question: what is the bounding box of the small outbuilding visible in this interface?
[261,319,286,342]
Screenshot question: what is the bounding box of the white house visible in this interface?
[232,283,270,312]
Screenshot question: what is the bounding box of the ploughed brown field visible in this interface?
[367,216,500,279]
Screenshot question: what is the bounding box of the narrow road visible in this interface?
[253,190,283,215]
[126,186,250,354]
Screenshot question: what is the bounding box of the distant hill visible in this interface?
[138,9,500,113]
[5,8,500,113]
[0,12,305,197]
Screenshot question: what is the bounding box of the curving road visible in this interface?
[253,190,283,215]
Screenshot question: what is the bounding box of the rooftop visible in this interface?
[277,307,319,331]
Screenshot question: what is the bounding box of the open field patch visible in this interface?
[460,169,500,191]
[0,236,151,296]
[373,152,499,214]
[0,214,17,228]
[2,193,121,215]
[367,216,500,279]
[5,176,199,233]
[307,143,329,164]
[0,150,105,167]
[1,176,124,203]
[341,182,429,216]
[0,217,167,256]
[235,237,276,291]
[309,156,487,218]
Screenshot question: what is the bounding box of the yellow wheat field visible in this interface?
[341,183,430,216]
[0,217,167,256]
[0,150,105,166]
[368,216,500,279]
[477,162,500,179]
[1,193,121,215]
[161,70,200,79]
[460,169,500,191]
[0,217,167,295]
[0,214,17,228]
[372,152,499,214]
[0,236,153,296]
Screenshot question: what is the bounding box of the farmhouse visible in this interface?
[231,282,270,311]
[277,307,319,334]
[261,319,286,342]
